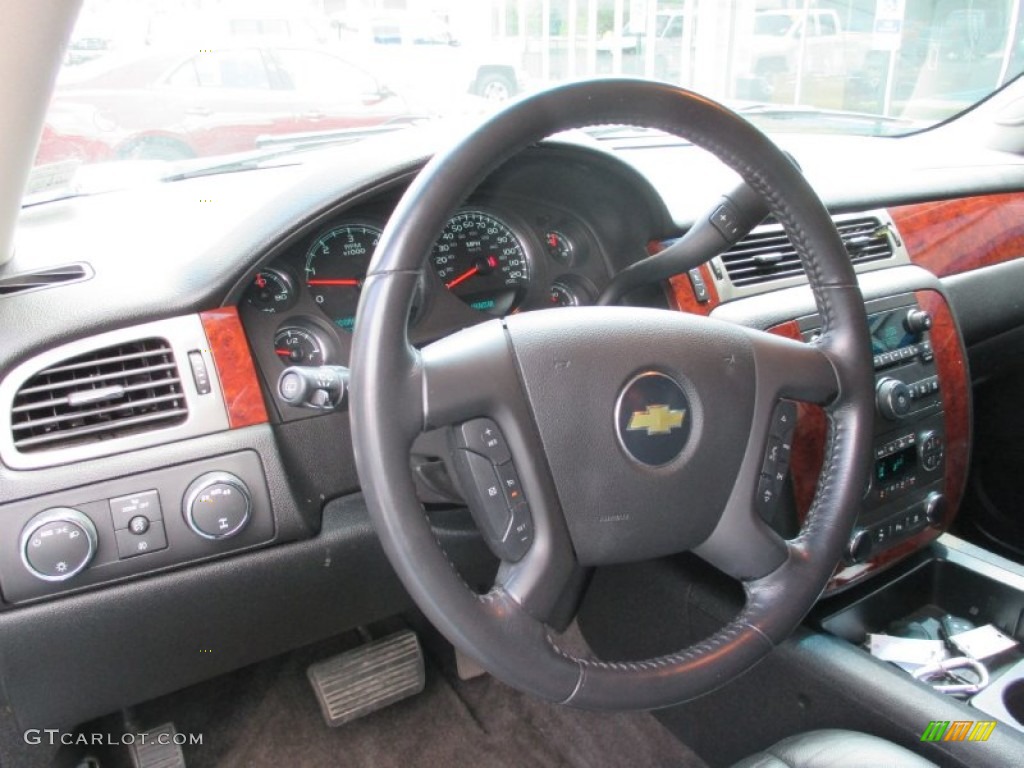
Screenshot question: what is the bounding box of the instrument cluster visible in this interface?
[241,201,610,371]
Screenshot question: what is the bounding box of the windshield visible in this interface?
[28,0,1024,200]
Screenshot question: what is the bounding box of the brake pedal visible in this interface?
[307,630,425,727]
[128,722,186,768]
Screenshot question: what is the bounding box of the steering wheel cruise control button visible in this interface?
[459,450,513,541]
[452,419,534,562]
[504,502,534,561]
[183,472,252,540]
[456,418,511,465]
[21,508,98,582]
[495,462,525,507]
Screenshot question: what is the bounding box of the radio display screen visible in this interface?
[875,445,917,484]
[868,310,917,354]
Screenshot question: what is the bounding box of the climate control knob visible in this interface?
[924,491,948,527]
[183,472,252,540]
[846,529,872,564]
[20,508,98,582]
[876,378,912,420]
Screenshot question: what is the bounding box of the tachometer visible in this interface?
[431,210,529,315]
[304,223,381,332]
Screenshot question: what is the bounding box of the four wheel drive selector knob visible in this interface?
[21,508,98,582]
[876,377,912,421]
[183,472,252,540]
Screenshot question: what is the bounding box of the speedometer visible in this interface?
[431,210,530,315]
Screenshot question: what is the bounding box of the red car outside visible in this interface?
[35,47,411,165]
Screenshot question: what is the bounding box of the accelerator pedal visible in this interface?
[128,722,186,768]
[307,630,425,727]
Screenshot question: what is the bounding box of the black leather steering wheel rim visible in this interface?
[350,80,874,710]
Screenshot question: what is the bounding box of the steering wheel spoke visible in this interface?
[418,320,578,623]
[693,328,840,580]
[747,328,840,406]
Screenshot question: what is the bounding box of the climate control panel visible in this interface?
[0,451,272,604]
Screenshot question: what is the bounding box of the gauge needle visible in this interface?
[446,256,497,290]
[275,349,293,358]
[445,266,479,289]
[307,278,360,287]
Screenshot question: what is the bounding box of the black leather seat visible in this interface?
[733,729,936,767]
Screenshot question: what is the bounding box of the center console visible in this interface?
[772,288,971,594]
[801,295,948,565]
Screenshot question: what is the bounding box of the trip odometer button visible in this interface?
[431,210,529,315]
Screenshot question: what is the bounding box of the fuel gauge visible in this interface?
[274,327,326,366]
[544,230,575,266]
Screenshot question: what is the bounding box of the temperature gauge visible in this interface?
[273,327,326,366]
[549,281,581,307]
[548,276,593,308]
[245,269,296,313]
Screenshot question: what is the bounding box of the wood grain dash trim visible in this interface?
[200,307,268,429]
[889,193,1024,277]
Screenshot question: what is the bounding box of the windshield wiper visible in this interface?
[164,119,429,182]
[735,103,921,136]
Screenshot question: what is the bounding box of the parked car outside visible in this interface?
[35,46,411,165]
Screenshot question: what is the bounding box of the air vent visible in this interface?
[11,338,187,453]
[0,263,92,297]
[720,216,895,287]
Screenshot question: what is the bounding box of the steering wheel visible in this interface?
[350,80,874,710]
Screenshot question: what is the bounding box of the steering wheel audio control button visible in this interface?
[769,400,797,441]
[184,472,252,540]
[21,508,98,582]
[456,418,511,465]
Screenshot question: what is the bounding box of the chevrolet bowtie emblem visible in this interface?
[627,404,687,436]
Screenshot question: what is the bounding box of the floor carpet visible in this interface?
[72,631,708,768]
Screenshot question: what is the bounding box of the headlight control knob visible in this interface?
[21,508,98,582]
[183,472,252,540]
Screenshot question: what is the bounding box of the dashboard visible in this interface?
[4,120,1024,737]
